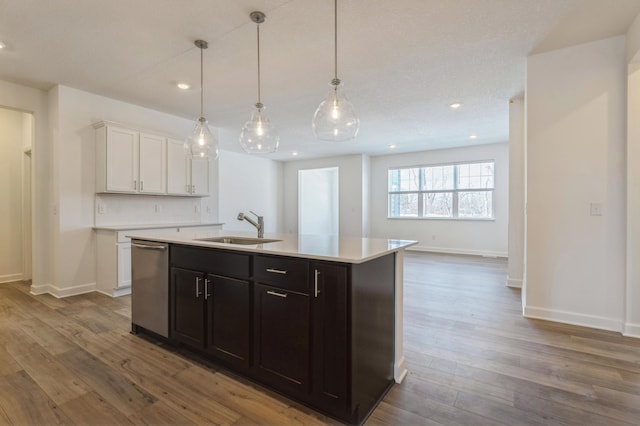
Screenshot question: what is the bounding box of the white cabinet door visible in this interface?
[190,157,210,196]
[167,138,190,195]
[106,126,138,192]
[139,133,166,194]
[117,243,132,289]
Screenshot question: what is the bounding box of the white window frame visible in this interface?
[387,160,495,220]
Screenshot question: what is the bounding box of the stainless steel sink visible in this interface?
[195,236,282,245]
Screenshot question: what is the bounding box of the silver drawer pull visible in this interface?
[266,290,287,298]
[266,268,287,275]
[131,243,167,250]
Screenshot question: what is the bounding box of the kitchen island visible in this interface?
[127,229,416,424]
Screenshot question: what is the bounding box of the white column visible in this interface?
[507,97,525,289]
[394,249,408,382]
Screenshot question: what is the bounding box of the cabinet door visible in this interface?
[167,138,190,195]
[139,133,166,194]
[206,274,250,370]
[311,263,349,415]
[170,267,205,348]
[116,243,132,289]
[254,284,310,394]
[106,126,138,192]
[190,157,209,196]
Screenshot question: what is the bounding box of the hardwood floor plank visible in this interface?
[125,400,193,425]
[5,327,90,405]
[57,347,158,418]
[59,391,134,425]
[0,370,72,425]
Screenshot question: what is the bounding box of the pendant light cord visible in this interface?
[200,45,204,117]
[334,0,338,82]
[257,23,262,106]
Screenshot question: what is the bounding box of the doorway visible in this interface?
[0,107,33,283]
[298,167,339,235]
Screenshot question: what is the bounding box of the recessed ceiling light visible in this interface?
[292,151,298,156]
[0,42,6,50]
[450,102,461,109]
[177,82,190,90]
[389,144,397,149]
[469,134,477,139]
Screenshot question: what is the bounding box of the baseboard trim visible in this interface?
[524,305,622,333]
[394,356,408,384]
[506,277,523,288]
[96,286,131,298]
[407,245,508,258]
[623,323,640,338]
[0,273,24,284]
[30,282,96,298]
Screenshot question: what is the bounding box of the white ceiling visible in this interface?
[1,0,639,161]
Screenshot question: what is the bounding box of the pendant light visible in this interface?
[239,11,279,154]
[187,39,218,159]
[312,0,359,141]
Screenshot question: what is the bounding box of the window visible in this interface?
[388,161,494,219]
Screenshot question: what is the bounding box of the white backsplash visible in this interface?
[94,194,217,226]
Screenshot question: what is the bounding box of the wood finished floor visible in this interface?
[1,252,639,425]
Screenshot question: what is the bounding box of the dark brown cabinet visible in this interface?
[254,283,310,394]
[207,274,250,369]
[170,246,251,371]
[311,262,349,416]
[170,267,206,348]
[161,245,396,424]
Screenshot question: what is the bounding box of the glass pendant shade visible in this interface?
[312,80,359,141]
[187,116,218,159]
[186,39,218,160]
[239,104,279,154]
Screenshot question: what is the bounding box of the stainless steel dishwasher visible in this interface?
[131,239,169,337]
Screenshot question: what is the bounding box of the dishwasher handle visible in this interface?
[132,242,167,250]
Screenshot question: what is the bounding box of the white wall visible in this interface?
[0,108,26,282]
[0,79,50,290]
[218,150,283,234]
[42,85,219,296]
[370,143,509,257]
[283,155,368,237]
[508,97,525,288]
[525,36,627,332]
[626,16,640,337]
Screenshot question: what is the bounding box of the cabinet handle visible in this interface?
[314,269,321,298]
[131,242,166,250]
[204,278,211,300]
[266,290,288,298]
[140,180,144,191]
[266,268,287,275]
[192,184,196,193]
[133,180,137,190]
[195,276,202,298]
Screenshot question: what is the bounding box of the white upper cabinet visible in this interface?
[103,126,138,193]
[167,137,210,196]
[167,138,190,195]
[190,157,210,196]
[95,122,210,197]
[139,133,167,194]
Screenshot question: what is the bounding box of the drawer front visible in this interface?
[171,245,250,279]
[254,256,309,294]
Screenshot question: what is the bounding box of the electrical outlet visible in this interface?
[97,204,105,214]
[154,204,161,213]
[206,205,211,213]
[194,204,201,213]
[590,203,603,216]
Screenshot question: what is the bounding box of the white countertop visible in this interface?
[93,222,224,231]
[126,229,417,264]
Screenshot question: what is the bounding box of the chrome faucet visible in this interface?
[237,211,264,238]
